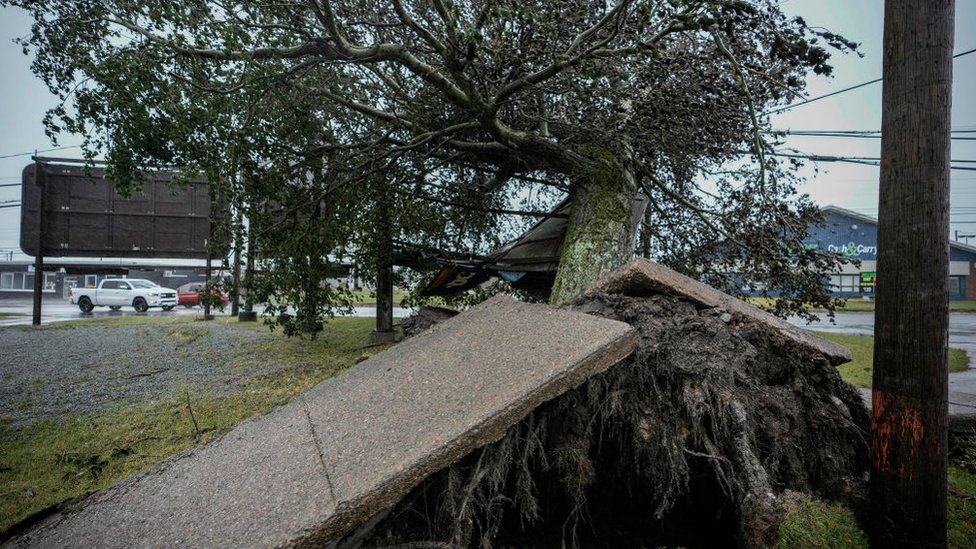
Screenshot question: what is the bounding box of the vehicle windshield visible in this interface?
[128,280,158,289]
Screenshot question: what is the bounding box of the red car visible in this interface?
[176,282,230,307]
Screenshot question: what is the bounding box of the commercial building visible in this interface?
[808,206,976,301]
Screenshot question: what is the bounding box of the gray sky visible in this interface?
[773,0,976,242]
[0,2,974,260]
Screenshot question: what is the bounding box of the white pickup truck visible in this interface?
[69,279,179,313]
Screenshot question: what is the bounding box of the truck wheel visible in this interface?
[133,298,149,313]
[161,306,174,311]
[109,306,121,311]
[78,297,94,313]
[183,304,195,308]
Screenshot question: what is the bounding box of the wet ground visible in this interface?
[0,298,413,327]
[790,311,976,419]
[789,311,976,368]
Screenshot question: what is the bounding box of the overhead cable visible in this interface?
[0,145,81,160]
[767,46,976,115]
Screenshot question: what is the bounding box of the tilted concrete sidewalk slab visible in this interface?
[5,296,636,549]
[582,258,852,365]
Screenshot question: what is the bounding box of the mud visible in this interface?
[401,307,459,338]
[335,292,869,548]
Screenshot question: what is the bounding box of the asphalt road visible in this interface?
[790,311,976,367]
[0,298,413,327]
[791,311,976,420]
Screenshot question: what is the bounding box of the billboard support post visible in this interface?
[31,163,44,326]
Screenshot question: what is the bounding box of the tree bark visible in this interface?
[231,189,243,317]
[375,177,394,335]
[870,1,954,547]
[549,150,645,306]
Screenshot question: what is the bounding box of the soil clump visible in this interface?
[401,306,460,338]
[336,291,869,548]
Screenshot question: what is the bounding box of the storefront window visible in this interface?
[829,274,859,293]
[949,276,962,297]
[0,272,58,291]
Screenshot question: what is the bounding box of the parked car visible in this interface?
[69,279,178,312]
[176,282,230,308]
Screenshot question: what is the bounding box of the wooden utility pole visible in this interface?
[31,165,45,326]
[870,1,954,547]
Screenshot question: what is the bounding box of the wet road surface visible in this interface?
[0,298,413,327]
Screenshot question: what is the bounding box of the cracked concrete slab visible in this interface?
[6,399,338,549]
[581,258,852,365]
[5,295,635,548]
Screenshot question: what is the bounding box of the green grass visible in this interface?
[746,297,976,313]
[28,314,191,330]
[951,301,976,312]
[777,466,976,548]
[778,493,868,548]
[347,288,411,306]
[0,313,27,319]
[0,316,393,532]
[815,331,970,388]
[828,299,976,313]
[948,465,976,548]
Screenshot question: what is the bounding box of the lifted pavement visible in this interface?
[3,296,635,548]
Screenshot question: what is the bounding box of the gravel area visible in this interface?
[0,322,276,432]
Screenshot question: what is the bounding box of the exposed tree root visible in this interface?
[337,293,869,548]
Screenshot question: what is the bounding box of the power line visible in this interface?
[774,152,976,164]
[777,129,976,134]
[771,152,976,171]
[778,131,976,141]
[768,46,976,115]
[0,145,81,160]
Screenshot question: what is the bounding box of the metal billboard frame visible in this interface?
[20,160,223,259]
[19,158,229,324]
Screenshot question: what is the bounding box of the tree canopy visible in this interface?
[5,0,857,328]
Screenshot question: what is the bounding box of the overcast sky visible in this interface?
[0,2,974,261]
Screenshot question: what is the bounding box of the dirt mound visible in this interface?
[401,306,460,338]
[337,292,869,548]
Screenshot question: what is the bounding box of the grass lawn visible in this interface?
[948,465,976,548]
[348,288,411,306]
[951,300,976,312]
[777,464,976,548]
[0,313,27,319]
[816,331,970,389]
[747,297,976,313]
[808,331,976,547]
[826,299,976,313]
[0,316,395,532]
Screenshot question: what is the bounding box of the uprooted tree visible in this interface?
[7,0,855,327]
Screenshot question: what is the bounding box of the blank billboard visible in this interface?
[20,162,226,259]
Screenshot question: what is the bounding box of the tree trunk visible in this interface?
[870,1,954,547]
[231,191,243,317]
[549,150,646,306]
[375,177,394,336]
